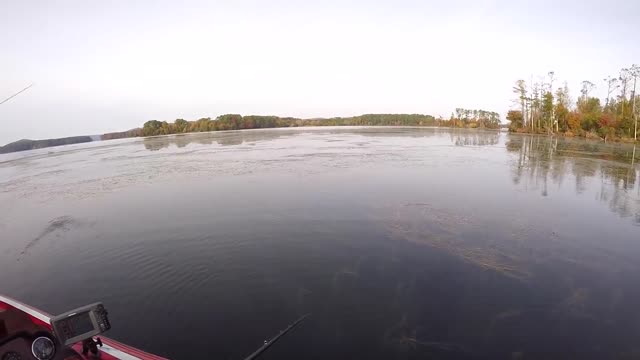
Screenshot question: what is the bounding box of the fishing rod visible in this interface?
[0,83,34,105]
[243,313,311,360]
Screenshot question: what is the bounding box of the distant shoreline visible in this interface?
[1,113,504,154]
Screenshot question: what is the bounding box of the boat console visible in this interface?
[2,294,306,359]
[50,304,111,347]
[0,301,111,360]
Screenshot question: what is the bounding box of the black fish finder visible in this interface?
[50,303,111,346]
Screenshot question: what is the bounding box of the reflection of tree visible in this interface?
[451,131,500,146]
[506,136,559,196]
[143,141,169,151]
[507,135,639,224]
[570,158,598,194]
[599,162,639,222]
[215,133,244,146]
[325,127,443,139]
[142,130,287,151]
[140,127,476,151]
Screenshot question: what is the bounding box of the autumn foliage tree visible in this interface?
[449,108,501,128]
[597,113,616,140]
[508,64,639,141]
[566,111,582,133]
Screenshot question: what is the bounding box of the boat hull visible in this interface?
[0,294,167,360]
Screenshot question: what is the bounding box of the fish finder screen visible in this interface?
[66,311,94,337]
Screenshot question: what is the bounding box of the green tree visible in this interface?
[174,119,188,133]
[541,92,554,133]
[577,97,602,131]
[142,120,163,136]
[506,110,523,131]
[513,80,528,129]
[554,84,571,131]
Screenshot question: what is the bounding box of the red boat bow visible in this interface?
[0,295,167,360]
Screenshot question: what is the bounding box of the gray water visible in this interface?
[1,127,639,359]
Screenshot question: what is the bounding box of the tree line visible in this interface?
[140,113,501,137]
[507,65,639,141]
[450,108,501,129]
[0,136,93,154]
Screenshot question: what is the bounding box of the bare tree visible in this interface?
[548,71,556,132]
[604,76,619,109]
[513,80,528,128]
[619,68,630,117]
[532,82,541,130]
[630,64,639,140]
[581,80,595,101]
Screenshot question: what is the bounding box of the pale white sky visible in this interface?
[1,0,639,144]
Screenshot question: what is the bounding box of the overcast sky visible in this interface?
[1,0,639,144]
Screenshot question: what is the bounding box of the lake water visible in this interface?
[1,127,639,359]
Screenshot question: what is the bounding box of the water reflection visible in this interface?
[507,135,639,224]
[142,130,288,150]
[450,131,500,146]
[3,128,640,359]
[141,128,502,151]
[385,134,640,358]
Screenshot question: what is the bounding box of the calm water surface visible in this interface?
[1,128,639,359]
